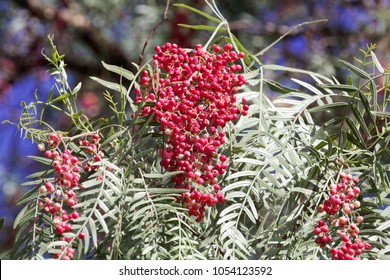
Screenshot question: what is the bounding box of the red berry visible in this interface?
[318,220,325,227]
[223,44,233,51]
[321,225,329,233]
[55,225,65,235]
[71,211,79,219]
[64,223,72,232]
[78,232,85,239]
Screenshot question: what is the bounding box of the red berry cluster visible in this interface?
[134,42,247,221]
[79,133,104,174]
[314,172,370,260]
[38,132,101,259]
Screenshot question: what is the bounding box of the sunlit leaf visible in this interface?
[102,61,135,81]
[90,76,127,93]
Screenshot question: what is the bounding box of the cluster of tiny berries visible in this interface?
[314,171,371,260]
[134,42,247,221]
[38,132,102,259]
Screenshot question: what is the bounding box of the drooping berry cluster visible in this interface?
[314,171,370,260]
[38,132,101,259]
[134,42,248,221]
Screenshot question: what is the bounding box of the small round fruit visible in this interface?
[78,232,86,240]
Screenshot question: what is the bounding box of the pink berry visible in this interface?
[343,206,351,214]
[339,216,348,226]
[44,150,53,158]
[67,198,76,207]
[53,203,61,211]
[353,187,361,196]
[354,201,361,208]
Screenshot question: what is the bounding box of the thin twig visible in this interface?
[138,0,171,66]
[256,19,328,57]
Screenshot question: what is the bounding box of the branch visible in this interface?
[138,0,171,66]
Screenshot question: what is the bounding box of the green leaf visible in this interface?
[318,84,360,92]
[312,118,342,142]
[220,204,242,217]
[94,209,109,234]
[292,78,323,95]
[345,132,366,149]
[265,80,297,94]
[13,204,34,229]
[350,103,371,137]
[177,24,226,32]
[101,61,135,81]
[143,171,183,179]
[16,185,40,205]
[370,51,385,74]
[372,111,390,117]
[324,136,334,157]
[345,118,366,149]
[377,220,390,231]
[359,229,388,239]
[48,241,69,248]
[307,102,349,113]
[225,191,247,200]
[217,212,239,224]
[89,219,98,248]
[27,155,53,166]
[226,170,258,180]
[26,170,53,179]
[51,93,71,103]
[242,69,260,81]
[101,130,127,146]
[173,3,222,23]
[144,188,187,195]
[222,181,252,193]
[81,178,101,189]
[90,76,127,93]
[290,187,313,196]
[142,246,154,255]
[72,82,82,95]
[358,91,375,124]
[339,59,372,80]
[246,196,259,221]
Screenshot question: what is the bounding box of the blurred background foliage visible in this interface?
[1,0,390,252]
